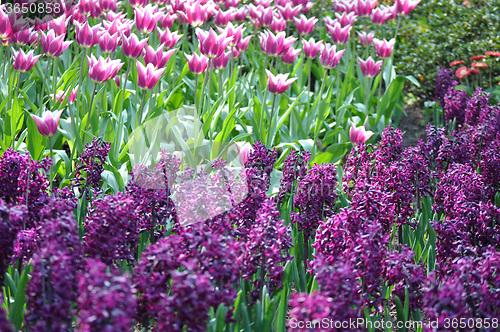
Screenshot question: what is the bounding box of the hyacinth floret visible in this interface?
[73,137,111,197]
[76,258,136,332]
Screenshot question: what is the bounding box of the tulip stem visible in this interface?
[120,59,132,113]
[194,74,199,114]
[86,82,98,133]
[307,58,312,112]
[199,59,211,115]
[218,69,223,99]
[268,93,277,146]
[364,77,371,124]
[41,58,51,109]
[51,57,59,107]
[137,91,148,127]
[49,136,53,190]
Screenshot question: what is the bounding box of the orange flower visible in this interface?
[450,60,465,66]
[472,62,488,68]
[455,66,469,79]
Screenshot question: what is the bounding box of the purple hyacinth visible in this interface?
[25,210,83,332]
[288,291,334,332]
[434,67,458,107]
[443,86,468,126]
[292,163,338,240]
[276,149,311,204]
[464,88,490,127]
[0,201,26,286]
[243,197,292,299]
[383,245,426,310]
[83,192,139,265]
[73,137,111,197]
[155,268,214,332]
[76,258,136,332]
[0,304,13,332]
[11,228,38,264]
[0,148,51,225]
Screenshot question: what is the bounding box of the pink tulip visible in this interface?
[281,46,301,65]
[48,15,69,36]
[159,12,178,29]
[266,70,297,94]
[181,1,210,27]
[371,7,392,25]
[129,0,149,7]
[349,122,373,145]
[214,9,236,27]
[217,22,245,47]
[103,18,132,38]
[234,7,248,21]
[334,12,357,27]
[225,0,241,8]
[11,28,37,46]
[277,3,302,22]
[302,37,323,59]
[212,51,231,70]
[292,0,313,13]
[158,27,182,50]
[144,44,177,69]
[326,21,352,45]
[255,0,272,7]
[358,56,383,78]
[0,6,13,40]
[357,31,374,47]
[30,110,63,137]
[135,5,162,34]
[293,14,317,35]
[78,0,93,16]
[259,30,296,57]
[98,31,120,54]
[13,49,41,73]
[319,43,345,69]
[335,0,356,14]
[99,0,117,12]
[395,0,421,16]
[122,33,149,59]
[236,35,252,52]
[356,0,377,16]
[75,21,103,49]
[137,62,166,90]
[51,86,79,104]
[40,30,72,58]
[87,54,124,83]
[184,53,209,74]
[196,27,232,59]
[237,142,253,166]
[373,38,395,59]
[270,16,286,33]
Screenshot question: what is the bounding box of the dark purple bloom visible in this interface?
[292,163,338,240]
[0,201,26,286]
[25,209,83,332]
[464,88,490,127]
[443,86,468,126]
[73,137,111,197]
[243,198,292,299]
[288,291,334,332]
[83,192,140,265]
[434,67,458,107]
[11,228,38,264]
[0,305,13,332]
[276,149,311,204]
[76,258,136,332]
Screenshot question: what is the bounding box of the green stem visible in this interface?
[86,82,98,133]
[41,58,51,109]
[307,58,312,112]
[218,69,223,99]
[51,57,59,107]
[204,61,214,115]
[199,59,211,114]
[137,91,148,127]
[48,136,53,190]
[268,93,277,146]
[364,77,371,124]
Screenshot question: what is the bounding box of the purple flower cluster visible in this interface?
[276,149,311,204]
[76,259,136,332]
[443,87,468,126]
[434,68,458,108]
[25,209,83,332]
[423,249,500,330]
[73,137,111,197]
[292,163,338,240]
[83,192,139,265]
[134,224,243,330]
[0,148,51,226]
[288,291,334,332]
[243,198,292,298]
[0,304,13,332]
[0,201,26,286]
